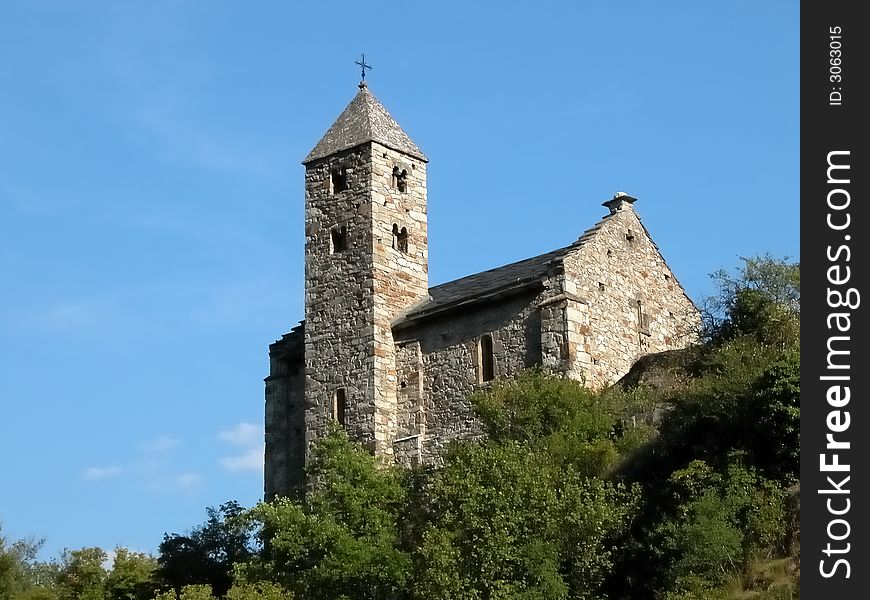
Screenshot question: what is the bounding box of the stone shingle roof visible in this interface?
[395,247,571,325]
[303,83,427,164]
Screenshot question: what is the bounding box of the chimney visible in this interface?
[602,191,638,214]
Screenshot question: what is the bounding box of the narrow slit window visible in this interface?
[331,226,347,253]
[333,389,346,427]
[625,229,635,243]
[480,334,494,383]
[330,167,348,194]
[637,300,651,336]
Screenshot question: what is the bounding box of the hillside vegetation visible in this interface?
[2,256,799,600]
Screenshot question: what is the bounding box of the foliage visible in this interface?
[2,531,159,600]
[56,548,107,600]
[104,550,157,600]
[415,441,638,600]
[157,502,254,597]
[224,580,292,600]
[704,255,799,347]
[245,427,411,600]
[1,530,54,600]
[606,255,800,600]
[153,585,213,600]
[656,459,787,591]
[241,376,640,600]
[471,372,620,476]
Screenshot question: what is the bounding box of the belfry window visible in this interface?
[479,334,495,383]
[333,389,347,427]
[330,166,348,194]
[331,226,347,253]
[392,166,408,193]
[392,224,409,253]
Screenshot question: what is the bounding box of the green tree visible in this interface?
[153,585,213,600]
[56,548,107,600]
[104,549,157,600]
[471,371,620,476]
[157,502,253,597]
[1,528,49,600]
[415,442,637,600]
[246,427,412,600]
[225,581,292,600]
[411,372,639,600]
[705,255,799,347]
[606,256,800,600]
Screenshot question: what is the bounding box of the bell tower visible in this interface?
[301,82,429,460]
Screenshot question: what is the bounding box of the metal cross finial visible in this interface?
[355,53,372,82]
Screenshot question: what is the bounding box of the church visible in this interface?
[264,81,700,498]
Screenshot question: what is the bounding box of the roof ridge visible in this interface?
[428,246,570,292]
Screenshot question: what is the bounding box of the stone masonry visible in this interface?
[264,83,700,498]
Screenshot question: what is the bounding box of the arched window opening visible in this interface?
[331,225,347,253]
[392,166,408,192]
[333,389,347,427]
[330,166,348,194]
[392,224,409,253]
[480,334,495,383]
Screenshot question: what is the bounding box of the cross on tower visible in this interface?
[355,53,372,82]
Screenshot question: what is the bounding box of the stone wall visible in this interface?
[393,289,553,466]
[302,141,428,462]
[303,146,379,456]
[368,143,429,457]
[562,203,700,388]
[264,328,305,498]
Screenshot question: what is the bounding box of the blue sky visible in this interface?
[0,1,798,558]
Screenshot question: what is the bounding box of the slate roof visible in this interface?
[394,247,570,325]
[303,83,427,164]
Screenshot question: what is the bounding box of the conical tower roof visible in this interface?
[303,83,427,164]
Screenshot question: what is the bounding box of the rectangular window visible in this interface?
[333,389,346,426]
[636,300,651,337]
[331,226,347,253]
[330,167,348,194]
[480,334,495,383]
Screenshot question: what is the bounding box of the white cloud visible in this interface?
[218,422,261,447]
[218,422,263,475]
[174,473,204,491]
[219,445,264,474]
[141,436,181,452]
[82,466,123,480]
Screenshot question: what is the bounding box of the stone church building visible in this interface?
[264,82,699,497]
